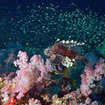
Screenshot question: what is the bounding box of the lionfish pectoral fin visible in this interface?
[61,56,73,68]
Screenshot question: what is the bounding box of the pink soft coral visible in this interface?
[1,51,53,100]
[80,58,105,96]
[13,51,53,99]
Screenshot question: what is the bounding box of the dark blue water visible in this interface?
[0,0,105,50]
[0,0,105,14]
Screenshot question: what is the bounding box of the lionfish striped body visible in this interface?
[44,39,84,72]
[52,43,77,59]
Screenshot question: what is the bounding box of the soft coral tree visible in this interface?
[80,58,105,96]
[1,50,53,103]
[13,51,53,100]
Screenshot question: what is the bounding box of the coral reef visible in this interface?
[0,47,105,105]
[0,51,53,105]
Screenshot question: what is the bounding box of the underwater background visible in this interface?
[0,0,105,49]
[0,0,105,105]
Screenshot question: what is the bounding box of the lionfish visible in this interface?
[44,39,85,73]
